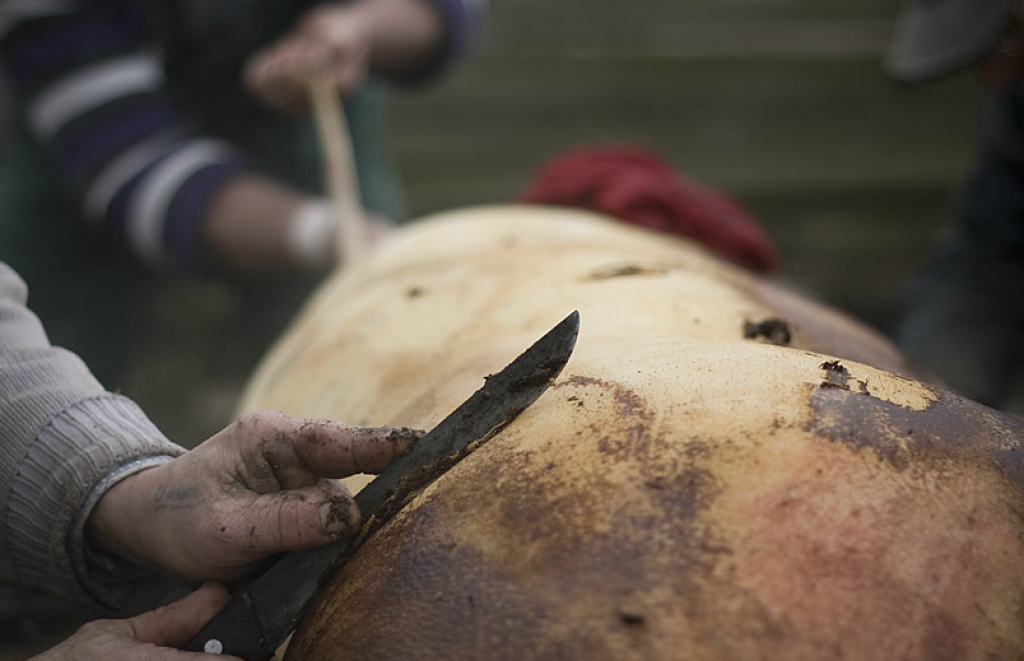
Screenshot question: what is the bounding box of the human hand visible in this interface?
[29,583,240,661]
[244,0,444,112]
[87,411,420,583]
[245,4,372,113]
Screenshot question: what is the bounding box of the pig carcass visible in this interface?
[240,205,1024,661]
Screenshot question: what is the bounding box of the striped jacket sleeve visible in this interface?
[0,0,256,273]
[0,0,487,273]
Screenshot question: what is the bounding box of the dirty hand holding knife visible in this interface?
[46,309,577,661]
[182,310,580,659]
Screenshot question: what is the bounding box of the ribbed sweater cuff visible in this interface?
[7,394,184,611]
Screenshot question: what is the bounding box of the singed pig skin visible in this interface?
[239,207,1024,661]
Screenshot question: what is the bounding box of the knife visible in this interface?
[182,310,580,659]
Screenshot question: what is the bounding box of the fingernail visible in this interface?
[320,497,360,538]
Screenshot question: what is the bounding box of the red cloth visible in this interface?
[520,146,778,272]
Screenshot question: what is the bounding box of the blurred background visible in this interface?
[119,0,986,448]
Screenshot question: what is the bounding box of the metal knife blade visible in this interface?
[182,310,580,659]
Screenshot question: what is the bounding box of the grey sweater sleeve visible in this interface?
[0,262,186,612]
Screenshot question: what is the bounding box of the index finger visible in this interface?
[284,415,421,477]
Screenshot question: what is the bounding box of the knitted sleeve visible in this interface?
[0,1,250,273]
[0,262,185,611]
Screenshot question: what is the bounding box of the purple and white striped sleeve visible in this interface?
[0,1,250,273]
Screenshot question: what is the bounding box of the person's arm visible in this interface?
[0,262,419,614]
[86,410,417,584]
[201,175,317,273]
[0,4,330,274]
[0,262,184,611]
[245,0,489,111]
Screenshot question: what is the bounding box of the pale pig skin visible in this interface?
[241,207,1024,660]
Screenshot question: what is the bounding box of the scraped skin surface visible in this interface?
[237,207,1024,660]
[280,346,1024,660]
[240,206,922,428]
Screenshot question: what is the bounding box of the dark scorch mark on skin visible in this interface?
[743,318,792,346]
[806,373,1024,486]
[586,264,669,281]
[817,360,869,394]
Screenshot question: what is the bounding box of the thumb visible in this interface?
[126,583,234,649]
